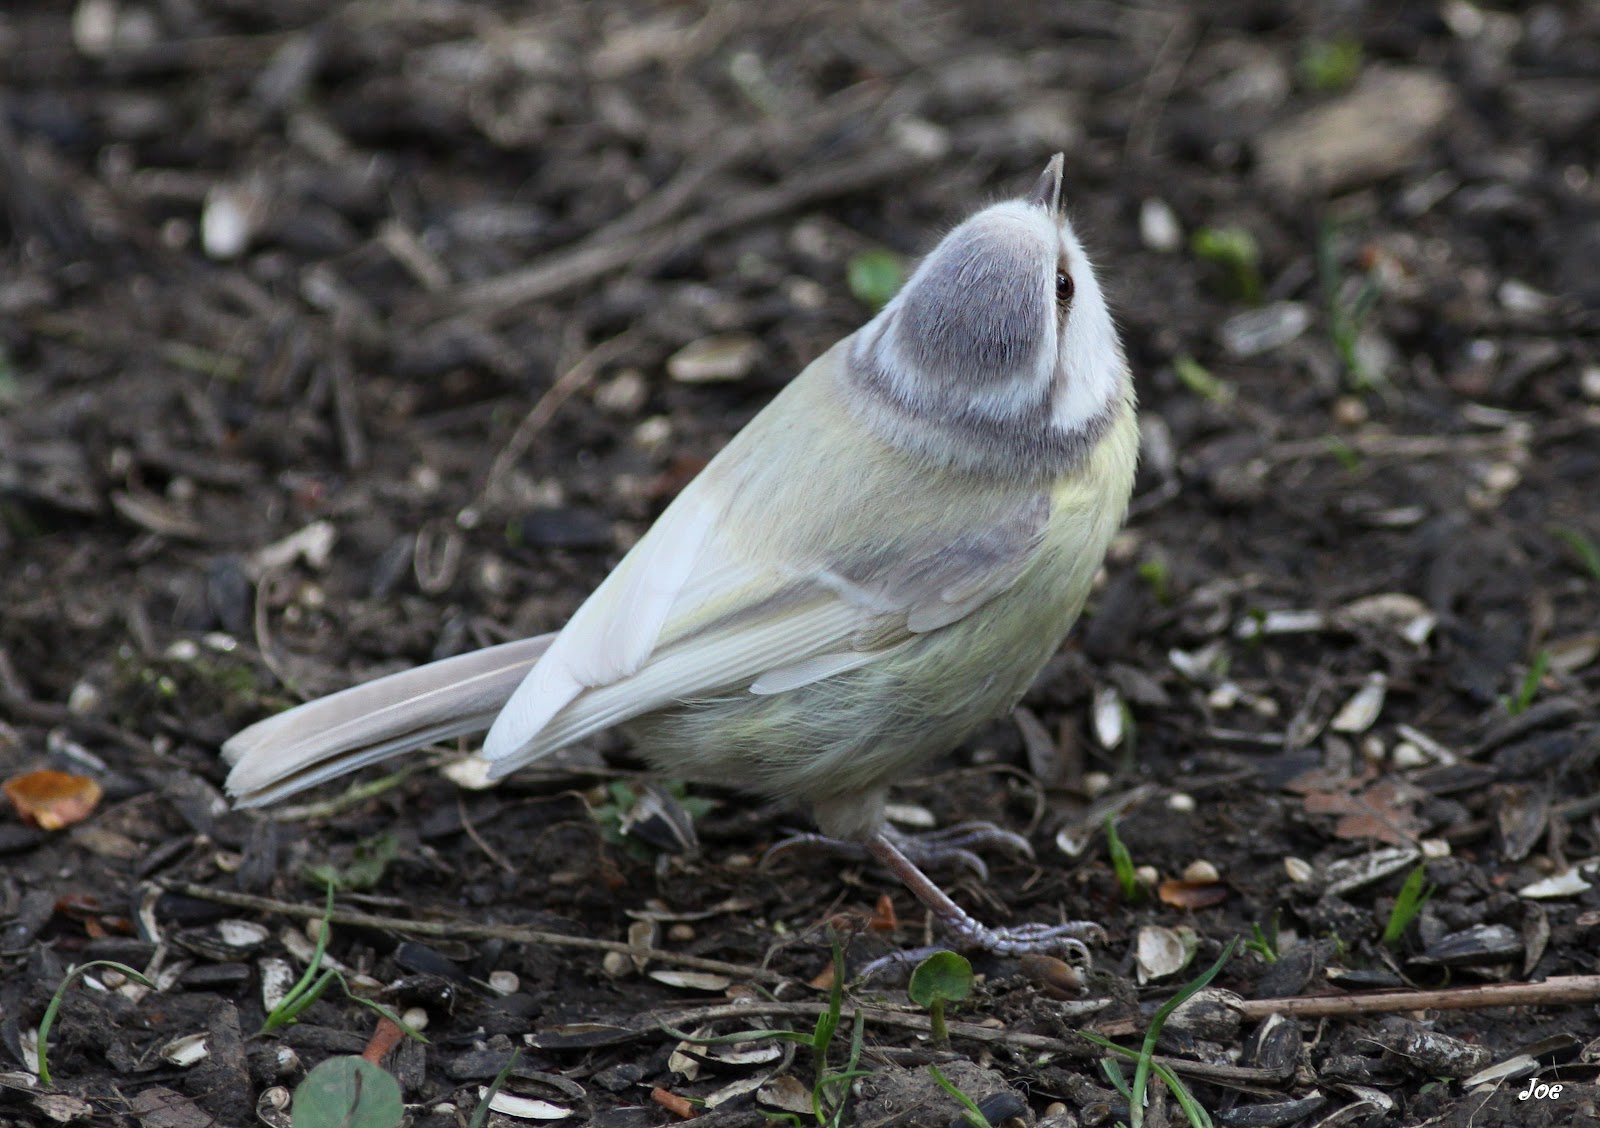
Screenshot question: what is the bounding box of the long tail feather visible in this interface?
[223,634,555,807]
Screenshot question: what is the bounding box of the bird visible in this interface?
[224,154,1139,960]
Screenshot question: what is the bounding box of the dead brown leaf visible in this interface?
[1286,766,1428,846]
[4,770,104,830]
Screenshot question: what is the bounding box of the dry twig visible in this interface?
[1093,975,1600,1038]
[160,882,789,985]
[428,143,936,325]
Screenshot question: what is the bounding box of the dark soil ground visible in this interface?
[3,2,1599,1126]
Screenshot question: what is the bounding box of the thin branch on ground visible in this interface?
[470,329,641,515]
[1093,975,1600,1038]
[426,142,937,325]
[160,882,789,985]
[1263,431,1529,465]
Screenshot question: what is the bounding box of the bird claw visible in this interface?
[760,831,871,869]
[762,820,1032,881]
[857,920,1104,980]
[944,918,1104,960]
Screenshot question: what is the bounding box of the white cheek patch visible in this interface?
[1051,224,1125,434]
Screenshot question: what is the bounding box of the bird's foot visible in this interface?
[938,915,1104,960]
[763,820,1031,880]
[858,921,1103,981]
[860,831,1106,972]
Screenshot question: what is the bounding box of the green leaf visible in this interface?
[291,1056,405,1128]
[1382,863,1436,948]
[1104,812,1141,903]
[1190,226,1262,304]
[847,250,904,311]
[1503,650,1550,717]
[1172,355,1234,405]
[1551,525,1600,583]
[1299,35,1363,92]
[907,951,973,1008]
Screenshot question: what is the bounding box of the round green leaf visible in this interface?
[908,950,974,1008]
[847,250,904,311]
[292,1055,405,1128]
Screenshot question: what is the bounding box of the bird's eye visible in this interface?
[1055,269,1075,309]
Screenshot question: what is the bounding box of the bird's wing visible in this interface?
[479,482,1049,774]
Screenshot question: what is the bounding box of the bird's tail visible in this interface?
[222,634,554,807]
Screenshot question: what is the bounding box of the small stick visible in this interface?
[362,1016,405,1065]
[161,882,788,985]
[429,144,935,325]
[1091,974,1600,1038]
[650,1087,697,1120]
[470,329,640,515]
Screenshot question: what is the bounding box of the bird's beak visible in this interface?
[1027,153,1064,215]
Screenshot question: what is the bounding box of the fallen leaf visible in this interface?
[4,770,104,830]
[807,960,836,992]
[1289,768,1429,846]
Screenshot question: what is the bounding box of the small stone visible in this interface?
[784,277,829,311]
[487,970,519,996]
[601,951,631,978]
[202,183,270,261]
[71,0,117,57]
[164,639,200,662]
[1166,792,1196,813]
[1481,461,1521,495]
[1391,742,1429,769]
[889,116,951,160]
[1182,860,1220,882]
[67,682,103,716]
[1440,0,1486,38]
[667,334,761,383]
[1139,198,1182,252]
[632,416,672,450]
[1332,396,1368,426]
[594,369,648,414]
[1256,66,1457,196]
[1497,279,1554,315]
[1092,685,1125,749]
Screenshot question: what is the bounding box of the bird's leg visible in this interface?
[763,820,1032,880]
[865,831,1104,960]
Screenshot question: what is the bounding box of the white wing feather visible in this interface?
[481,491,719,763]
